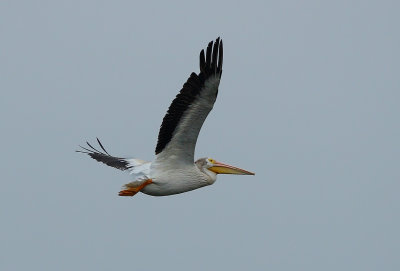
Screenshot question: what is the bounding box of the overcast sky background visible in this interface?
[1,1,399,270]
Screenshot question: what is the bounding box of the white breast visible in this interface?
[141,163,210,196]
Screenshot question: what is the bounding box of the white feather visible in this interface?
[126,159,151,181]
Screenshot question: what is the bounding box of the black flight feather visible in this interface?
[76,138,130,171]
[155,37,223,155]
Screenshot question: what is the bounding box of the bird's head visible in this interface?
[196,157,255,177]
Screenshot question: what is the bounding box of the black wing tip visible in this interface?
[77,138,130,170]
[199,37,223,77]
[96,137,110,155]
[76,138,108,156]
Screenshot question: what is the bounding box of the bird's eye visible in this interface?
[208,158,215,163]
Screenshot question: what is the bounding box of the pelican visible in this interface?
[78,38,254,197]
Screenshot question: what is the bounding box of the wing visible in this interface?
[154,38,223,164]
[77,138,137,171]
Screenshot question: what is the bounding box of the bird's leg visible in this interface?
[118,179,153,197]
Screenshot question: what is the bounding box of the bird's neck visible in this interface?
[203,169,217,185]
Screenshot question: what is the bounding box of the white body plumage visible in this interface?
[124,158,216,196]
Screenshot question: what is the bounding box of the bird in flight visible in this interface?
[78,38,254,197]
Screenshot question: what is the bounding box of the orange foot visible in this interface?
[118,179,153,197]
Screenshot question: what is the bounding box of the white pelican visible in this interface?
[78,38,254,197]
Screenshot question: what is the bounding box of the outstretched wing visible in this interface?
[77,138,132,171]
[154,38,223,164]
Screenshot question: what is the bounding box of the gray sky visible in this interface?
[1,1,399,270]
